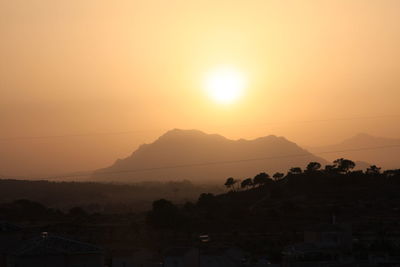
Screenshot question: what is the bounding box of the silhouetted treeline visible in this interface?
[0,179,222,212]
[2,158,400,261]
[144,160,400,258]
[146,159,400,234]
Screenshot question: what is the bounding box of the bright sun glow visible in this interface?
[204,66,247,104]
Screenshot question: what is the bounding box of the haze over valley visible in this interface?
[1,1,400,266]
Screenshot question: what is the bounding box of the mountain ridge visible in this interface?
[309,133,400,169]
[92,129,327,183]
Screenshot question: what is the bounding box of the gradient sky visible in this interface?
[1,0,399,177]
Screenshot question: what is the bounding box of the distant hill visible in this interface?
[309,133,400,170]
[92,129,327,183]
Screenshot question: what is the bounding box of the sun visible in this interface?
[204,66,247,104]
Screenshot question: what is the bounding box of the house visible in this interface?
[7,232,104,267]
[282,224,353,267]
[304,223,352,250]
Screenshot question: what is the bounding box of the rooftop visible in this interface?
[12,233,102,256]
[0,221,22,232]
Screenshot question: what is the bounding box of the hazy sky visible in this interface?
[1,0,400,177]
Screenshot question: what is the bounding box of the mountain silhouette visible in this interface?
[309,133,400,169]
[92,129,327,183]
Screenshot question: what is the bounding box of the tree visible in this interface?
[12,199,50,220]
[383,169,400,177]
[288,167,302,175]
[197,193,216,207]
[241,178,253,190]
[272,172,284,181]
[224,177,235,190]
[366,165,381,176]
[306,162,321,173]
[333,158,355,174]
[324,164,336,173]
[69,206,88,217]
[146,199,181,229]
[224,177,239,192]
[253,172,271,187]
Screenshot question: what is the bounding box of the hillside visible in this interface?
[92,129,327,183]
[309,133,400,169]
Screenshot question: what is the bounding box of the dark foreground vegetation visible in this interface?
[146,160,400,254]
[1,158,400,266]
[0,179,222,212]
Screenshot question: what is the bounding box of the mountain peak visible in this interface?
[157,129,225,142]
[161,128,207,137]
[93,129,327,183]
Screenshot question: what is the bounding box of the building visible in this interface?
[304,223,352,250]
[282,224,353,267]
[7,232,104,267]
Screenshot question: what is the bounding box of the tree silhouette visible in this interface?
[272,172,284,181]
[146,199,181,229]
[224,177,235,190]
[306,162,321,173]
[333,158,355,174]
[197,193,217,209]
[288,167,302,175]
[224,177,240,192]
[69,206,88,217]
[253,172,271,187]
[324,164,336,173]
[383,169,400,177]
[241,178,253,190]
[366,165,381,176]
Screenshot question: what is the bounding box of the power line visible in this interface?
[0,115,399,142]
[0,129,164,142]
[40,143,400,180]
[261,115,400,126]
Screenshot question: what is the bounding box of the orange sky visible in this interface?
[0,0,399,177]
